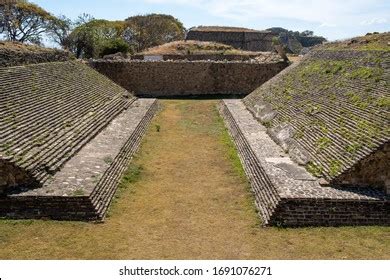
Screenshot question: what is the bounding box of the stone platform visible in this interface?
[219,99,389,226]
[0,99,158,221]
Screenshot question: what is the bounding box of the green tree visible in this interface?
[48,15,73,49]
[48,13,94,50]
[124,14,185,52]
[0,0,55,44]
[100,38,130,57]
[300,30,314,37]
[68,19,130,58]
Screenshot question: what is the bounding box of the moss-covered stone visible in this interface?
[244,33,390,187]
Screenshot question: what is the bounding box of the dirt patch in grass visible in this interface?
[0,100,389,259]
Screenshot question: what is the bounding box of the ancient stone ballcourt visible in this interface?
[0,34,389,226]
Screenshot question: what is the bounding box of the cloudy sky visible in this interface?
[35,0,389,40]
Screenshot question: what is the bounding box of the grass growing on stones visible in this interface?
[217,112,247,181]
[0,99,389,260]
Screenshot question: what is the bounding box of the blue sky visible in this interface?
[34,0,390,40]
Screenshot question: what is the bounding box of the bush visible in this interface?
[272,36,281,46]
[100,38,131,57]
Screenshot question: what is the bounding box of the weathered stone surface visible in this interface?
[90,60,288,97]
[288,141,311,165]
[0,161,35,194]
[268,123,295,152]
[244,45,390,187]
[186,27,276,52]
[130,53,274,62]
[0,41,72,67]
[253,101,278,122]
[0,99,158,220]
[219,99,389,226]
[103,52,128,60]
[334,143,390,188]
[0,61,135,189]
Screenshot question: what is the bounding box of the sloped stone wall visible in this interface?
[243,49,390,185]
[0,61,135,188]
[90,60,288,97]
[0,99,158,221]
[219,99,390,227]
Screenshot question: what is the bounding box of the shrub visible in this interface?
[100,38,131,57]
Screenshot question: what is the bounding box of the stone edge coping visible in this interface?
[90,59,286,65]
[0,61,135,186]
[242,49,389,184]
[221,99,388,202]
[7,98,157,198]
[0,98,158,221]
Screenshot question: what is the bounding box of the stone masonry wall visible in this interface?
[0,161,34,194]
[219,100,389,227]
[0,42,72,67]
[186,30,275,51]
[333,143,390,190]
[0,99,158,221]
[90,60,288,97]
[131,53,261,61]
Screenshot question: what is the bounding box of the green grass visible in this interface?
[316,137,332,150]
[120,162,143,186]
[329,160,342,177]
[377,96,390,109]
[106,161,143,218]
[350,67,383,81]
[72,189,85,196]
[306,162,323,177]
[0,100,389,260]
[217,112,247,181]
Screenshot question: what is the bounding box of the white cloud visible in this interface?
[143,0,390,27]
[319,22,337,28]
[360,17,388,25]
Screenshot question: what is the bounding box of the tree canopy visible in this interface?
[67,19,130,58]
[0,0,55,44]
[0,4,191,58]
[66,14,186,58]
[125,14,185,52]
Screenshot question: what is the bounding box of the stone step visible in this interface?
[0,99,158,221]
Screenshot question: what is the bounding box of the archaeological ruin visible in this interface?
[90,53,288,97]
[0,33,389,226]
[220,35,390,226]
[186,26,276,52]
[0,45,158,220]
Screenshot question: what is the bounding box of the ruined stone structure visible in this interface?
[220,38,390,226]
[130,53,261,62]
[0,41,72,67]
[90,58,287,97]
[267,27,327,54]
[0,52,157,220]
[1,33,388,226]
[186,26,276,52]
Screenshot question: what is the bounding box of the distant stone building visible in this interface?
[186,26,276,52]
[267,27,327,54]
